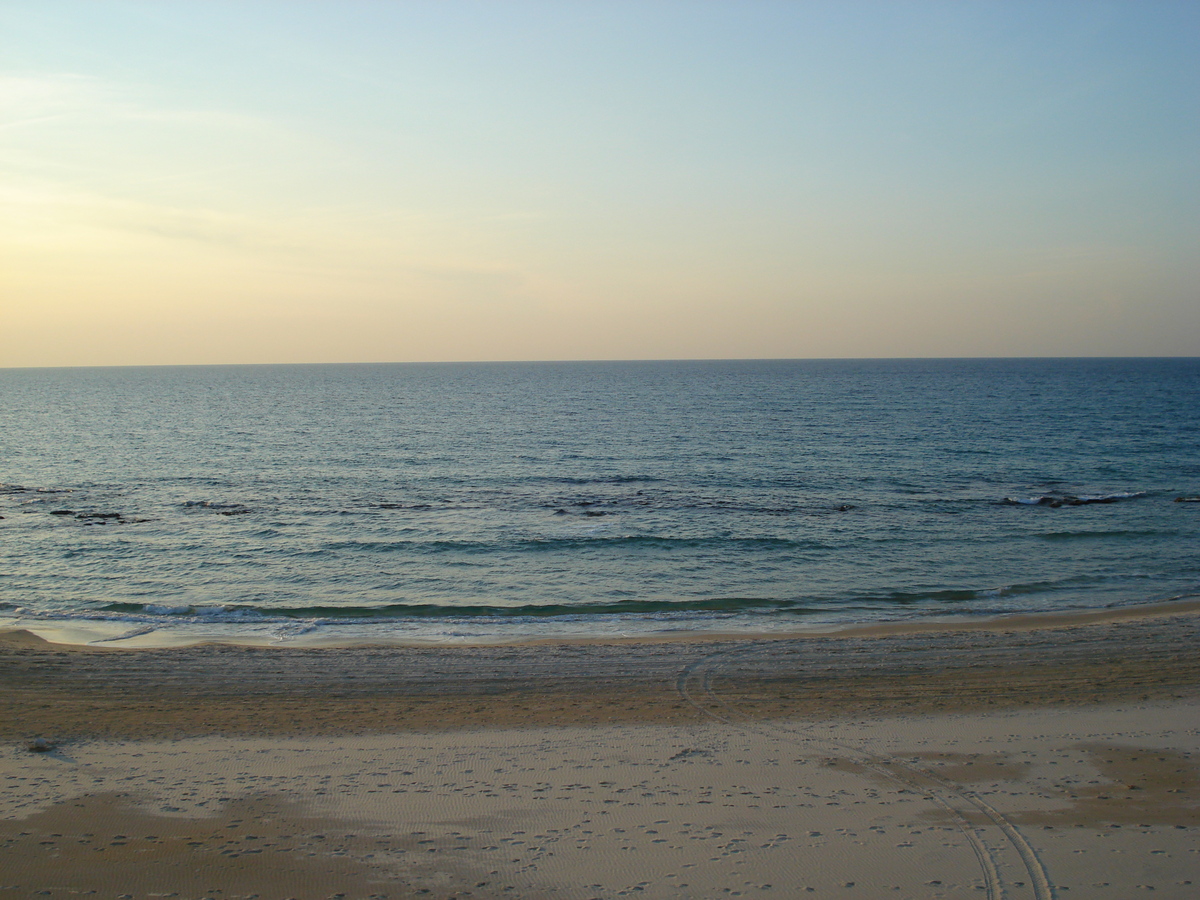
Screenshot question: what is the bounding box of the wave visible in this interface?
[1003,491,1146,507]
[825,576,1106,609]
[99,602,269,619]
[92,579,1084,622]
[321,534,830,555]
[0,484,73,495]
[1038,529,1168,541]
[0,569,1147,634]
[541,475,664,485]
[181,500,251,515]
[96,597,801,620]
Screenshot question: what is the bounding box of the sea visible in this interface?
[1,358,1197,646]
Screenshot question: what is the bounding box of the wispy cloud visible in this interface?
[0,71,300,198]
[0,179,295,254]
[1,72,271,131]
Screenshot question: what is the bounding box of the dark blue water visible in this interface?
[1,359,1197,644]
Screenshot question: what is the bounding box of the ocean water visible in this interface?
[1,358,1198,646]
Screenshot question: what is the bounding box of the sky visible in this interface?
[2,1,1198,367]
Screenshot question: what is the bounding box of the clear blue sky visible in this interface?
[3,1,1197,365]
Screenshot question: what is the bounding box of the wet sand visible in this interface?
[2,605,1199,899]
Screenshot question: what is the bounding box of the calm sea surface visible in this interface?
[1,359,1197,645]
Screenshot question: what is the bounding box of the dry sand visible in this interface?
[2,604,1199,899]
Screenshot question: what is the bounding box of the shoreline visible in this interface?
[4,594,1199,652]
[3,602,1198,740]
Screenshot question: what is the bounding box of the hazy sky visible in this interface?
[3,1,1198,366]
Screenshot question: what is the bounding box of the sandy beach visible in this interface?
[3,604,1199,899]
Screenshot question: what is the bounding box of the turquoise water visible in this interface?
[1,359,1197,644]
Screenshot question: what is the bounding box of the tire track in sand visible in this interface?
[676,647,1054,900]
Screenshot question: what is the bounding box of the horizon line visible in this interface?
[2,355,1197,372]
